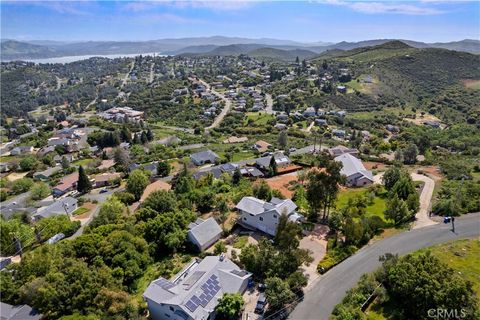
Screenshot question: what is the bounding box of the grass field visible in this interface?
[245,112,274,126]
[72,158,94,167]
[73,207,89,216]
[366,239,480,319]
[336,187,387,220]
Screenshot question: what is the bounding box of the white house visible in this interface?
[143,256,251,320]
[335,153,373,187]
[235,197,304,236]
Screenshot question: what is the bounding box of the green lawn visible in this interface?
[72,158,94,167]
[233,236,249,249]
[336,187,388,220]
[72,207,89,216]
[245,112,274,126]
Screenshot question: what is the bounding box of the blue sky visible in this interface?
[1,1,479,43]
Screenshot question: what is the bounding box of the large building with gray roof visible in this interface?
[187,218,222,251]
[0,302,41,320]
[334,153,373,187]
[235,196,304,236]
[143,255,251,320]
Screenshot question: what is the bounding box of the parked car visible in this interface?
[255,293,267,314]
[99,188,108,194]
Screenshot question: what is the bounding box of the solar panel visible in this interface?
[192,296,202,305]
[186,300,198,312]
[153,278,176,290]
[182,271,206,290]
[231,269,249,277]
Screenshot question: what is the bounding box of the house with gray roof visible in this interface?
[187,218,222,251]
[190,150,220,166]
[143,256,251,320]
[33,197,78,221]
[33,166,62,181]
[335,153,373,187]
[235,197,304,236]
[0,302,41,320]
[193,163,238,180]
[255,153,291,171]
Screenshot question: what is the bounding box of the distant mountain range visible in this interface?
[1,36,479,61]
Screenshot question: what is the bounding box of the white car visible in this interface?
[47,233,65,245]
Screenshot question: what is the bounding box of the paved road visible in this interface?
[194,78,232,131]
[289,213,480,320]
[149,62,155,84]
[0,192,32,219]
[155,125,194,134]
[265,93,275,115]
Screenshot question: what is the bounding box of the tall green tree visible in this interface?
[215,293,244,320]
[126,169,149,200]
[77,165,92,194]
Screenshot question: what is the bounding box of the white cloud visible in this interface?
[321,0,446,15]
[121,0,255,12]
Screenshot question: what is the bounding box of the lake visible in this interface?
[23,52,165,64]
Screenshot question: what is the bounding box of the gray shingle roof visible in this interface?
[235,196,297,216]
[34,197,77,220]
[0,302,42,320]
[334,153,373,181]
[190,150,219,165]
[188,218,222,249]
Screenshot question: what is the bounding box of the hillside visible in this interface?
[1,40,56,60]
[247,47,317,61]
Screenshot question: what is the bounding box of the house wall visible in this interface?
[346,174,372,187]
[238,209,279,236]
[188,231,221,251]
[146,300,193,320]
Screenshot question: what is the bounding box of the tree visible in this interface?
[268,156,277,177]
[402,143,418,165]
[384,194,411,225]
[232,167,242,185]
[390,175,415,200]
[214,241,227,255]
[77,166,92,194]
[382,166,404,191]
[215,293,244,320]
[146,128,154,141]
[113,148,130,170]
[141,190,178,214]
[61,156,70,169]
[278,131,288,149]
[19,156,39,172]
[126,169,149,200]
[11,178,34,195]
[157,161,170,177]
[265,277,296,309]
[274,213,301,252]
[90,197,125,229]
[30,182,50,200]
[253,181,272,201]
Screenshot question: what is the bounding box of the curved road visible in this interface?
[289,213,480,320]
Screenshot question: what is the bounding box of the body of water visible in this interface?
[21,52,165,64]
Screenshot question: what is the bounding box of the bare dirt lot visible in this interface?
[264,172,298,198]
[364,161,387,171]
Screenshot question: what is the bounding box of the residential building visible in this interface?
[93,172,121,188]
[187,218,222,251]
[33,197,78,220]
[223,136,248,144]
[0,302,42,320]
[255,153,290,171]
[302,107,317,117]
[143,256,251,320]
[10,146,34,156]
[335,153,373,187]
[98,159,116,171]
[332,129,346,138]
[193,163,238,180]
[253,140,272,153]
[52,172,79,196]
[315,119,328,126]
[236,196,304,236]
[328,145,359,157]
[98,107,144,121]
[240,167,264,178]
[33,166,62,181]
[190,150,220,166]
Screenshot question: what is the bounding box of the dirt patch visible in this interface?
[414,165,443,180]
[6,172,29,182]
[403,113,444,128]
[264,172,298,198]
[462,79,480,89]
[364,161,387,171]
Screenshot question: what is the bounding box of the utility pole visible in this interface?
[451,216,455,233]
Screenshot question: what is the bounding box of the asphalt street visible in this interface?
[289,213,480,320]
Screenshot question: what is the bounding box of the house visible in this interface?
[302,107,317,117]
[315,119,328,126]
[10,146,34,156]
[53,172,79,196]
[98,159,116,171]
[240,167,264,178]
[223,136,248,144]
[336,85,347,93]
[423,120,441,128]
[0,162,15,173]
[332,129,346,138]
[0,302,42,320]
[33,166,62,181]
[255,153,291,171]
[143,256,251,320]
[48,137,71,147]
[33,197,78,220]
[335,153,373,187]
[236,196,304,236]
[253,140,272,153]
[37,146,56,157]
[193,163,238,180]
[98,107,144,121]
[333,110,347,117]
[386,124,400,133]
[54,154,76,164]
[190,150,220,166]
[274,123,287,130]
[328,145,359,157]
[93,172,121,188]
[140,180,172,203]
[187,218,222,251]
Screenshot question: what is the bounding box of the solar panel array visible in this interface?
[185,274,221,313]
[153,278,175,290]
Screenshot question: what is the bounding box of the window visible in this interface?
[243,217,247,221]
[273,214,277,218]
[259,217,264,221]
[165,314,171,318]
[169,307,174,312]
[249,214,254,217]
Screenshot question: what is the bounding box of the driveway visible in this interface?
[299,224,328,286]
[289,212,480,320]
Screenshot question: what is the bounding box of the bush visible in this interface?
[317,245,357,274]
[214,241,227,255]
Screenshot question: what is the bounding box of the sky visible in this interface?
[1,0,479,43]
